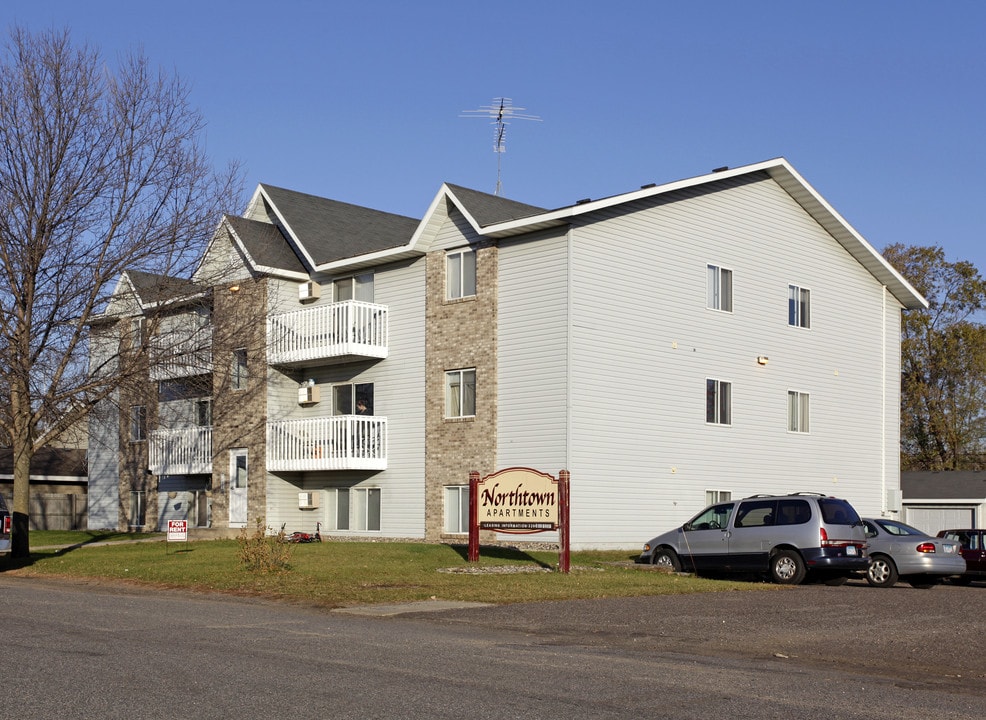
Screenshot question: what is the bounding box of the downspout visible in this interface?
[566,228,574,471]
[881,285,887,514]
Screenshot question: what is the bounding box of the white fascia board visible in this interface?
[255,184,319,271]
[903,498,986,504]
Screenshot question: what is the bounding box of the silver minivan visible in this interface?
[639,493,869,585]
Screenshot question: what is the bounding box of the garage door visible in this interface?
[904,506,975,535]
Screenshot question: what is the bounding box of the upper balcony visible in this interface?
[267,415,387,472]
[149,426,212,475]
[267,300,388,367]
[149,330,214,381]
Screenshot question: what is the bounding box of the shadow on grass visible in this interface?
[1,532,165,572]
[445,543,555,569]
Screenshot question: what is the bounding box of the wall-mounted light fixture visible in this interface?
[229,284,240,293]
[757,356,769,365]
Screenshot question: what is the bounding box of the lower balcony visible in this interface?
[149,426,213,475]
[267,416,387,472]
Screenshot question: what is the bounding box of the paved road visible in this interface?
[1,575,984,719]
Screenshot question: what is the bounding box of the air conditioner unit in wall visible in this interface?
[298,385,320,404]
[299,281,321,302]
[299,491,319,509]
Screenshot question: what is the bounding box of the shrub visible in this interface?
[236,518,291,573]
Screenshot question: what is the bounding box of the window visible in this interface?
[445,369,476,418]
[129,490,146,528]
[231,348,247,390]
[447,248,477,300]
[706,379,731,425]
[193,490,210,528]
[196,399,212,427]
[789,285,810,328]
[707,264,733,312]
[706,490,732,506]
[334,272,374,302]
[684,503,734,531]
[445,485,470,534]
[327,488,351,531]
[354,488,381,531]
[788,391,810,433]
[332,383,374,415]
[130,317,146,350]
[130,405,146,442]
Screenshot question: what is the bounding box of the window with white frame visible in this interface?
[447,248,477,300]
[789,285,810,328]
[706,490,732,505]
[130,405,146,442]
[130,317,146,350]
[444,485,470,534]
[354,488,381,531]
[788,390,810,433]
[706,379,731,425]
[707,264,733,312]
[332,383,374,415]
[445,369,476,418]
[334,272,374,302]
[326,488,351,531]
[231,348,247,390]
[129,490,146,528]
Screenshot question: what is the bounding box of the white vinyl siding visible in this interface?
[263,258,426,539]
[558,174,904,549]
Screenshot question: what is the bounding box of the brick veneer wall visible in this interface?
[424,242,497,541]
[211,276,268,529]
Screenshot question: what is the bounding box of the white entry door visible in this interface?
[229,449,248,528]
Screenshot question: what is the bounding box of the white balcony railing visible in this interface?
[267,416,387,472]
[149,331,214,381]
[149,426,213,475]
[267,300,388,366]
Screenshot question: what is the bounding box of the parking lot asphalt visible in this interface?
[410,578,986,693]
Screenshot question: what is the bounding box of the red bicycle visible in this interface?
[279,521,322,543]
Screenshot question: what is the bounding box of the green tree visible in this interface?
[0,27,240,558]
[884,244,986,471]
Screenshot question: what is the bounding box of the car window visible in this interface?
[684,503,734,531]
[775,499,811,526]
[876,520,923,537]
[971,533,982,551]
[818,498,860,525]
[863,520,879,538]
[734,500,777,528]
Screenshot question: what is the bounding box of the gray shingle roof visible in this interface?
[0,447,87,478]
[225,215,306,274]
[261,184,419,266]
[901,471,986,500]
[126,269,205,305]
[445,184,547,227]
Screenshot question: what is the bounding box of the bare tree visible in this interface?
[0,27,241,558]
[884,244,986,471]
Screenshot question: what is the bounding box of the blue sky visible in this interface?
[8,1,986,276]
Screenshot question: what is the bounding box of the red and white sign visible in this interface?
[167,519,188,542]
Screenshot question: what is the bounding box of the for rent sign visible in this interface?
[468,467,570,572]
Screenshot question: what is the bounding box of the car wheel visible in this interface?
[769,550,806,585]
[866,555,899,588]
[650,548,681,572]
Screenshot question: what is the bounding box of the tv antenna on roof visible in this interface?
[461,97,541,196]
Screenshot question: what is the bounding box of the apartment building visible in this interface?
[87,158,926,549]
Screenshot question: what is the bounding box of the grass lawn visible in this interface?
[1,530,774,608]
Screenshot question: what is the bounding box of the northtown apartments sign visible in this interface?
[467,467,570,572]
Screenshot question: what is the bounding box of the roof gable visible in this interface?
[256,184,419,268]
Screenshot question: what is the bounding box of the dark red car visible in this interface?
[0,491,10,553]
[937,529,986,584]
